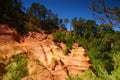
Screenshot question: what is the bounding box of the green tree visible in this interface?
[83,20,97,39]
[27,2,42,20]
[46,9,52,23]
[110,52,120,80]
[52,14,59,25]
[0,0,26,34]
[40,5,47,21]
[58,18,63,26]
[71,17,77,30]
[90,0,120,26]
[27,2,47,22]
[76,18,85,34]
[71,17,78,38]
[53,30,66,42]
[0,0,24,17]
[64,18,69,27]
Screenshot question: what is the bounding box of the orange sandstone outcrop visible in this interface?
[0,30,92,80]
[0,24,18,43]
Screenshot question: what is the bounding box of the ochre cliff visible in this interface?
[0,24,19,43]
[0,30,92,80]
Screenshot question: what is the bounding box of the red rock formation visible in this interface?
[0,24,18,43]
[0,31,92,80]
[23,38,92,80]
[23,31,47,42]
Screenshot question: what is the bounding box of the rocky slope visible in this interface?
[0,27,92,80]
[0,24,19,44]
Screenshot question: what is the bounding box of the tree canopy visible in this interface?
[90,0,120,26]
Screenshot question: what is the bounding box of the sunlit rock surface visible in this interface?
[0,29,92,80]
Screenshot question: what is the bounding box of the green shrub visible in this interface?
[2,54,28,80]
[53,31,66,42]
[52,57,58,64]
[109,52,120,80]
[64,33,74,55]
[112,40,120,53]
[76,37,88,49]
[92,60,110,80]
[112,52,120,70]
[110,67,120,80]
[93,52,120,80]
[53,31,74,55]
[64,48,70,55]
[80,69,100,80]
[66,74,81,80]
[24,23,37,32]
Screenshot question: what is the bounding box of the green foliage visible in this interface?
[112,52,120,70]
[27,2,46,21]
[110,67,120,80]
[2,54,28,80]
[76,37,88,49]
[64,18,69,27]
[0,0,26,34]
[63,33,74,55]
[87,39,114,73]
[110,52,120,80]
[52,57,58,64]
[53,31,74,55]
[90,0,120,26]
[112,40,120,53]
[86,33,120,80]
[25,1,60,33]
[53,31,66,42]
[80,69,100,80]
[65,53,120,80]
[0,0,23,17]
[66,74,81,80]
[24,23,37,32]
[91,60,111,80]
[65,33,74,49]
[64,48,70,55]
[65,70,100,80]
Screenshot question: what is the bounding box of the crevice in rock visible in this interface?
[40,45,48,67]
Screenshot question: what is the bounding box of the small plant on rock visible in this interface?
[2,54,28,80]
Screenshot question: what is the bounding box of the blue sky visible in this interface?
[22,0,92,20]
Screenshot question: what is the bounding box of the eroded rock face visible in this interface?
[0,32,92,80]
[0,24,18,43]
[23,31,47,42]
[24,39,92,80]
